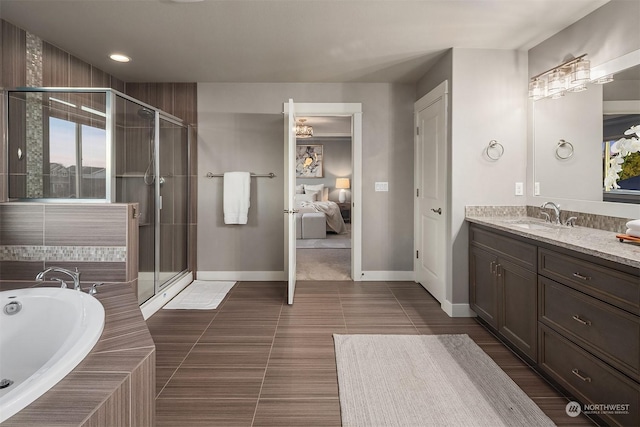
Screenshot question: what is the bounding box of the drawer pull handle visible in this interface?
[490,261,495,274]
[572,272,591,280]
[571,368,592,382]
[572,315,591,326]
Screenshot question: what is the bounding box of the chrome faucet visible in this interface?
[36,267,82,291]
[541,202,561,225]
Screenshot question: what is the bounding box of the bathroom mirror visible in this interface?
[533,51,640,204]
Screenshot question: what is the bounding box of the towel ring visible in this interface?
[556,139,574,160]
[485,140,504,160]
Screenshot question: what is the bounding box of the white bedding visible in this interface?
[300,201,347,234]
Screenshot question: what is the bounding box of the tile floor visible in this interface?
[147,281,595,426]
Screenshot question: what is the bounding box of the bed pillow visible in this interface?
[295,193,317,203]
[304,184,325,197]
[295,184,304,194]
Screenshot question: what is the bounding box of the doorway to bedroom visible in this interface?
[295,115,353,280]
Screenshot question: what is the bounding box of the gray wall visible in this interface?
[415,49,528,306]
[197,83,415,274]
[450,49,529,304]
[296,137,352,202]
[528,0,640,76]
[416,49,453,101]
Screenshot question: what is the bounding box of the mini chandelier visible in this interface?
[528,55,600,101]
[296,118,313,138]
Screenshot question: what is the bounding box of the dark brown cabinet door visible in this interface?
[498,258,537,361]
[470,246,499,329]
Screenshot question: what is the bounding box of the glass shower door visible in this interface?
[158,116,189,290]
[115,96,157,304]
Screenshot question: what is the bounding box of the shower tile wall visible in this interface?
[0,18,197,278]
[0,19,125,204]
[0,203,138,290]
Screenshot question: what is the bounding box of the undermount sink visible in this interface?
[512,222,556,230]
[500,219,565,231]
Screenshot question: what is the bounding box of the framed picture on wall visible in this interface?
[296,145,323,178]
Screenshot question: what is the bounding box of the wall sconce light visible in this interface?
[336,178,350,203]
[529,55,596,101]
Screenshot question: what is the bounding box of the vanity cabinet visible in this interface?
[538,248,639,427]
[469,223,640,427]
[469,226,538,361]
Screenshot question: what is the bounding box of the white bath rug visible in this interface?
[163,280,236,310]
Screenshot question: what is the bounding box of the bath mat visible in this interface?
[163,280,235,310]
[333,334,555,427]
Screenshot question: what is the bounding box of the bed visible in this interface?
[295,184,347,238]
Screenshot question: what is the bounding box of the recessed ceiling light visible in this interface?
[109,53,131,63]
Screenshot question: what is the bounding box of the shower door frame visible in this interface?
[154,111,191,294]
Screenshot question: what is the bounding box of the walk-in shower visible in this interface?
[5,88,190,304]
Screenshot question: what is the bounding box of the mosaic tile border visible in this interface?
[465,205,633,234]
[0,246,127,262]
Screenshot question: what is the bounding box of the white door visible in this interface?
[414,82,448,303]
[284,99,297,304]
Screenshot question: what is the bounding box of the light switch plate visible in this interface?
[375,182,389,192]
[534,182,540,196]
[515,182,524,196]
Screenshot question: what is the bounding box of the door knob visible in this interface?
[431,208,442,215]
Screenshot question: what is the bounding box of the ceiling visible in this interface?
[0,0,609,84]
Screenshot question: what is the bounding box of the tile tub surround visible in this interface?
[1,282,155,426]
[0,203,138,288]
[465,210,640,269]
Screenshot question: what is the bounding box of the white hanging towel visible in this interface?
[224,172,251,224]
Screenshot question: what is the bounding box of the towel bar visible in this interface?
[206,172,276,178]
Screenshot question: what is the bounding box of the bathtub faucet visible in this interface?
[36,267,82,291]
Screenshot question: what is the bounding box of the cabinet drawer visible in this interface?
[539,324,639,427]
[470,226,537,271]
[539,248,639,314]
[539,277,640,381]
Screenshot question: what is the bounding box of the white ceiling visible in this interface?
[0,0,609,84]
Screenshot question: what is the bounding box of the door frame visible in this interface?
[414,81,451,310]
[283,102,363,280]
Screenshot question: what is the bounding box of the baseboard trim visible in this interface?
[197,271,287,281]
[358,271,415,281]
[140,272,193,320]
[441,300,477,318]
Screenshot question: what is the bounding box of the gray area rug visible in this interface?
[334,334,555,427]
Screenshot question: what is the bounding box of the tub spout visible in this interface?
[36,267,82,291]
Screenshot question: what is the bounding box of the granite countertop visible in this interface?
[466,215,640,269]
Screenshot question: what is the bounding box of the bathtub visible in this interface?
[0,287,105,423]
